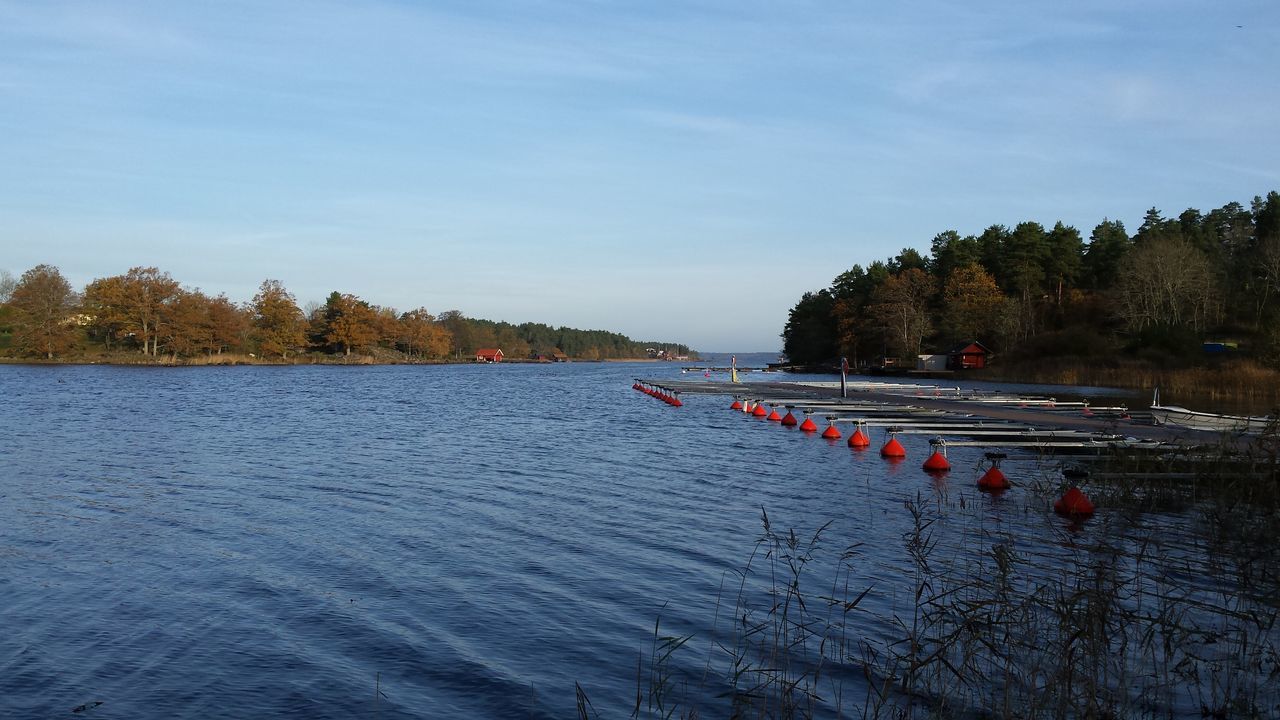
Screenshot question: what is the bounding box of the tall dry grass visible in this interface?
[582,472,1280,719]
[986,358,1280,409]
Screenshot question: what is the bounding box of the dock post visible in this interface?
[840,356,848,398]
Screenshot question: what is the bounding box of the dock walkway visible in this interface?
[639,378,1247,450]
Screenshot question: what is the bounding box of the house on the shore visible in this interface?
[550,350,568,362]
[475,348,504,363]
[947,341,993,370]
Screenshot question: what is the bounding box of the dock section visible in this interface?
[636,377,1243,451]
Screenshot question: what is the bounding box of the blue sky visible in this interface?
[2,1,1277,352]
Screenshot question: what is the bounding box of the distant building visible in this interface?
[475,348,504,363]
[916,354,948,371]
[550,350,568,362]
[947,341,993,370]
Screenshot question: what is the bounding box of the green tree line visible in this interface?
[0,267,693,362]
[783,190,1280,368]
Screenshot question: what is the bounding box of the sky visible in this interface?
[2,1,1278,352]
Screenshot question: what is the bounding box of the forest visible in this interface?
[0,267,694,363]
[782,191,1280,376]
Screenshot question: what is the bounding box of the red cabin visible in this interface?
[947,341,992,370]
[475,348,504,363]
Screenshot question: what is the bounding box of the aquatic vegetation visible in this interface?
[585,481,1280,719]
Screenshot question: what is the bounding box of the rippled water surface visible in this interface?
[2,363,1274,718]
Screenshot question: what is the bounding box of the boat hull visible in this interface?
[1150,405,1275,434]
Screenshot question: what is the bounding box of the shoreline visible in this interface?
[0,354,677,367]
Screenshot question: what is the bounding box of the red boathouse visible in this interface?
[947,341,993,370]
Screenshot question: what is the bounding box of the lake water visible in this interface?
[2,363,1276,718]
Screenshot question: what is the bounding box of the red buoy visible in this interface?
[923,451,950,472]
[799,415,818,432]
[880,437,906,458]
[1054,487,1095,517]
[742,400,754,414]
[752,402,768,417]
[977,466,1009,491]
[767,406,782,422]
[848,427,870,448]
[821,422,841,439]
[781,410,798,427]
[1082,405,1094,417]
[730,399,743,410]
[670,393,683,407]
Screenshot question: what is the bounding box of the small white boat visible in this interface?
[1149,389,1275,434]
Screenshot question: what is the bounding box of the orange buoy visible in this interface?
[821,420,841,439]
[730,399,743,410]
[977,466,1009,490]
[880,428,906,458]
[799,414,818,432]
[767,406,782,422]
[923,451,950,471]
[922,438,950,471]
[781,409,798,427]
[848,426,870,448]
[752,402,768,417]
[976,452,1009,490]
[1054,487,1095,517]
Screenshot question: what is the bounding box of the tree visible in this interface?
[867,268,935,358]
[781,290,836,364]
[1244,193,1280,322]
[929,230,981,282]
[162,290,211,359]
[118,267,181,356]
[1082,219,1130,290]
[1112,236,1218,332]
[251,279,306,358]
[976,224,1011,278]
[1042,221,1083,309]
[0,269,17,341]
[0,269,16,303]
[399,308,452,358]
[889,247,928,274]
[205,295,249,354]
[321,292,379,356]
[1002,221,1049,298]
[81,275,128,351]
[941,264,1002,343]
[437,310,472,358]
[9,264,79,359]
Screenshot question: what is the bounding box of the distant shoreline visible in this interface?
[0,353,679,367]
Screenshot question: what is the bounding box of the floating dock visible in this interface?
[633,377,1243,452]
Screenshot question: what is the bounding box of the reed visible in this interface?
[984,358,1280,408]
[583,476,1280,719]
